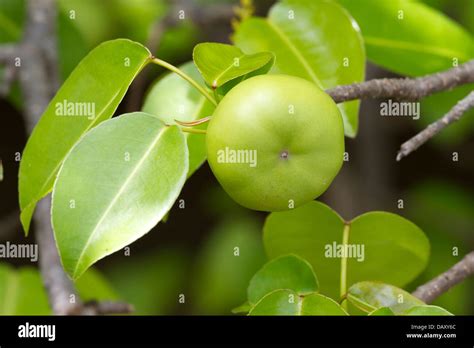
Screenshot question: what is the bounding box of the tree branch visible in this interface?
[326,60,474,103]
[412,251,474,303]
[396,90,474,161]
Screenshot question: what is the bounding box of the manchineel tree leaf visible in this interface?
[0,264,117,314]
[142,62,214,177]
[233,0,365,137]
[247,254,319,305]
[191,216,266,315]
[249,290,348,316]
[368,307,395,316]
[192,42,274,89]
[0,264,50,315]
[337,0,474,76]
[19,39,152,235]
[403,305,453,316]
[347,281,425,314]
[263,201,430,300]
[52,112,188,280]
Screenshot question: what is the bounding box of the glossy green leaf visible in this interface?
[369,307,395,316]
[193,42,274,89]
[75,268,119,302]
[19,39,151,235]
[142,62,214,177]
[52,112,188,279]
[263,201,430,299]
[248,254,318,305]
[233,0,365,137]
[0,264,50,315]
[191,216,266,314]
[338,0,474,76]
[231,302,252,314]
[249,290,347,316]
[403,305,453,316]
[347,281,425,314]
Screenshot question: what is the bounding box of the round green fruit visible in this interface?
[206,74,344,212]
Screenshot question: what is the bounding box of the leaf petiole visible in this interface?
[179,127,207,135]
[151,57,217,107]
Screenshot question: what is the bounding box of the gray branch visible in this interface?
[397,90,474,161]
[413,251,474,303]
[326,60,474,103]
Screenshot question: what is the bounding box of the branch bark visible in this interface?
[397,90,474,161]
[413,251,474,303]
[326,60,474,103]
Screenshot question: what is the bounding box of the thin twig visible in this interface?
[413,251,474,303]
[326,60,474,103]
[397,91,474,161]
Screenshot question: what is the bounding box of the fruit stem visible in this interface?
[340,223,350,310]
[179,127,207,135]
[151,57,217,107]
[175,116,211,127]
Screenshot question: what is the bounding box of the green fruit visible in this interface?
[206,75,344,211]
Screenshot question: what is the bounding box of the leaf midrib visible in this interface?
[73,125,169,278]
[266,20,323,89]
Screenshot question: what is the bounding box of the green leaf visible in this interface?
[191,216,266,314]
[369,307,395,316]
[403,305,453,316]
[263,201,430,299]
[52,112,188,279]
[0,264,50,315]
[247,254,318,305]
[193,42,274,89]
[231,302,252,314]
[75,268,119,301]
[233,0,365,137]
[249,290,347,316]
[337,0,474,76]
[347,281,425,314]
[19,39,151,235]
[142,62,214,177]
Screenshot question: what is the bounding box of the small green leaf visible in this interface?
[19,39,151,235]
[264,201,430,299]
[142,62,215,177]
[75,268,119,302]
[369,307,395,316]
[191,217,265,314]
[403,305,453,316]
[338,0,474,76]
[233,0,365,137]
[347,281,425,314]
[231,302,252,314]
[0,264,50,315]
[247,254,318,305]
[193,42,274,89]
[249,290,347,316]
[52,112,188,279]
